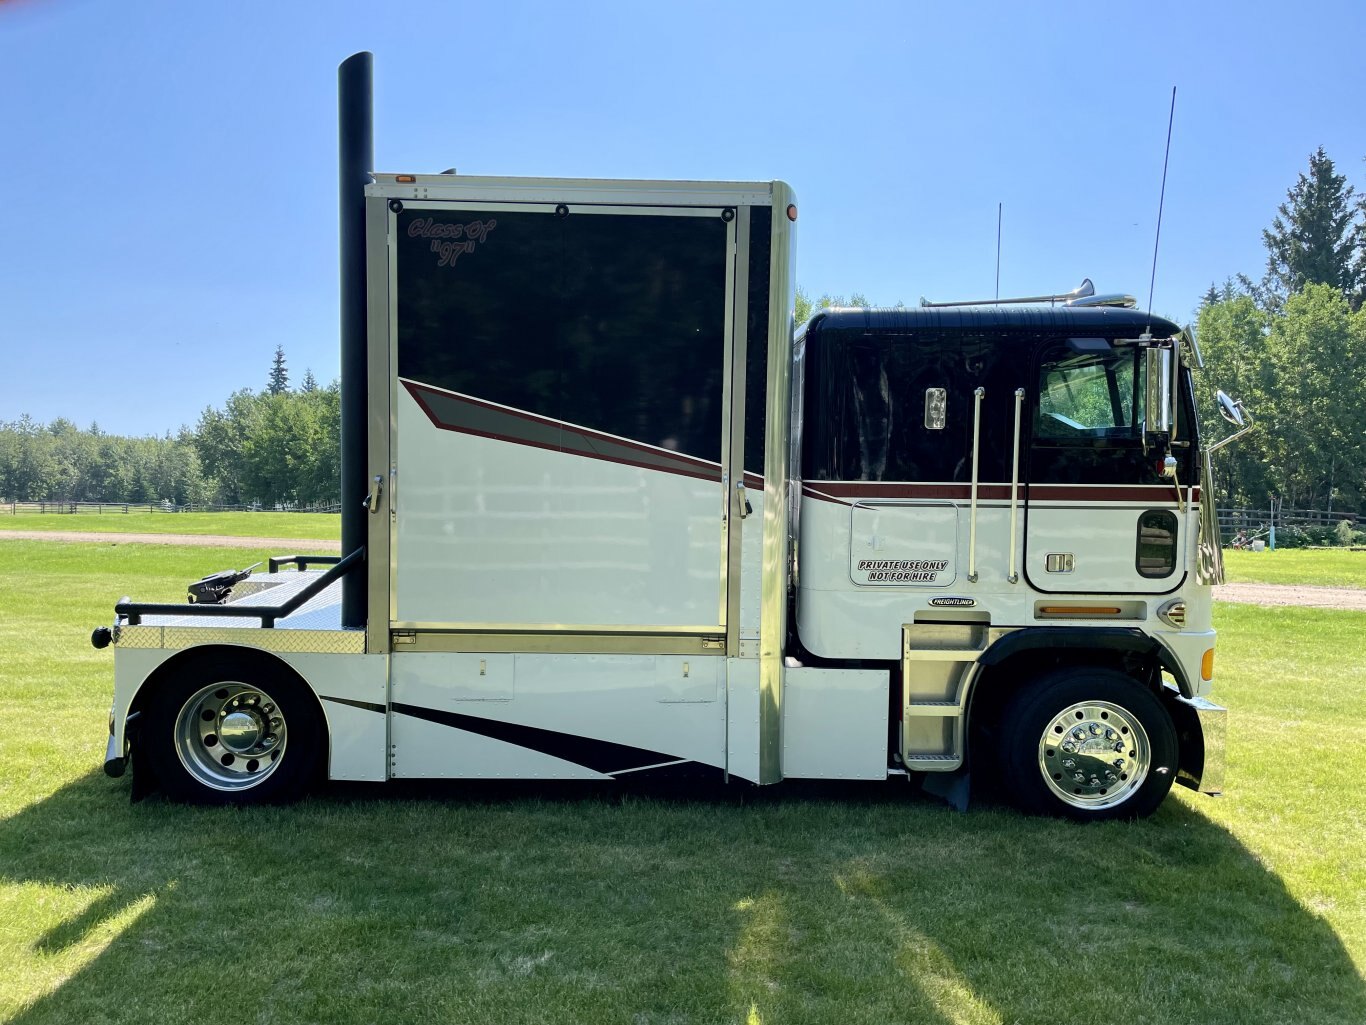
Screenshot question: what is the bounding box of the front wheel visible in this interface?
[143,654,323,805]
[1000,668,1177,820]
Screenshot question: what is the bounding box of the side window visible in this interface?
[1136,510,1179,577]
[395,207,729,461]
[1029,341,1161,486]
[1037,349,1141,438]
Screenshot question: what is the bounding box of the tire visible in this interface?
[143,653,324,805]
[1000,667,1177,821]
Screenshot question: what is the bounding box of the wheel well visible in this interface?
[128,645,329,778]
[967,646,1160,746]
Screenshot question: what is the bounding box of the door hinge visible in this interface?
[392,630,417,646]
[701,637,725,651]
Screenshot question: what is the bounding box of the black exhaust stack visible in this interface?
[338,51,372,630]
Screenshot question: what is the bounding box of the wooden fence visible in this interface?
[4,501,341,515]
[1217,506,1357,535]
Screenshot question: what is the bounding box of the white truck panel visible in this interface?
[390,652,728,777]
[394,389,724,630]
[782,666,889,780]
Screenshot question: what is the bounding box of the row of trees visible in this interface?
[0,349,340,508]
[1197,148,1366,515]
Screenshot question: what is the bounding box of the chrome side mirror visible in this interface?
[1208,390,1254,453]
[1216,389,1245,427]
[1143,344,1175,451]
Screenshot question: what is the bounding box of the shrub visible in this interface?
[1267,524,1340,549]
[1335,519,1357,545]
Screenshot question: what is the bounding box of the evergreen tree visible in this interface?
[267,346,290,395]
[1262,148,1361,308]
[300,368,318,393]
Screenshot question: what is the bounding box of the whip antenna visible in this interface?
[1146,86,1176,333]
[995,202,1002,302]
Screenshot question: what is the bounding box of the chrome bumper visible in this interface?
[1175,695,1225,795]
[104,733,127,778]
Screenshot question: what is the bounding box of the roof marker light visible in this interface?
[396,175,417,183]
[786,204,798,222]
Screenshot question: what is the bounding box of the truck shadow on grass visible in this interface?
[3,772,1363,1025]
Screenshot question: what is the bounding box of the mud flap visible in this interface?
[920,769,972,812]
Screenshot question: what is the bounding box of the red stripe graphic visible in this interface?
[403,379,767,488]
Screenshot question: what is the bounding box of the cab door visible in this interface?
[1024,339,1185,594]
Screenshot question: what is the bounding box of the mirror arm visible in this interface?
[1208,408,1254,454]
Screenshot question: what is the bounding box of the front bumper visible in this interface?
[104,733,127,778]
[1174,694,1226,795]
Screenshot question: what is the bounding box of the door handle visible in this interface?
[363,474,384,515]
[736,481,752,519]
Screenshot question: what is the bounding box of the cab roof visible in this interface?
[807,305,1182,338]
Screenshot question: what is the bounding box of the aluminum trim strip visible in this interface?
[759,181,796,785]
[115,626,365,654]
[365,194,392,655]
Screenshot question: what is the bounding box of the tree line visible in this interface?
[0,348,340,508]
[1197,147,1366,516]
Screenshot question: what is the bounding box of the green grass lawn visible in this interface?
[0,511,340,540]
[1,540,1363,1024]
[1223,547,1366,588]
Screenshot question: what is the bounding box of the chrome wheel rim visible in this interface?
[1038,700,1150,810]
[174,682,287,791]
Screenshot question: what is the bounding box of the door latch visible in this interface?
[736,481,753,519]
[363,474,384,515]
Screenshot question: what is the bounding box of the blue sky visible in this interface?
[3,0,1364,436]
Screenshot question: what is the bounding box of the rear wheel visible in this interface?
[144,655,323,805]
[1000,667,1177,820]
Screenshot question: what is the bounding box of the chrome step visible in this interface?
[901,622,990,773]
[905,753,961,771]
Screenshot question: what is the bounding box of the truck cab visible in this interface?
[790,303,1226,816]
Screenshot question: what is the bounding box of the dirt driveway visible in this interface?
[1212,582,1366,611]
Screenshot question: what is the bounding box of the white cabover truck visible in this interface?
[94,54,1251,819]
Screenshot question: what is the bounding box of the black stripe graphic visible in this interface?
[390,702,682,775]
[321,695,387,715]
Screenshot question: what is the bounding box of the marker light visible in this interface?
[396,175,417,183]
[1201,648,1215,682]
[786,203,798,221]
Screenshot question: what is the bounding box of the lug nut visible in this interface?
[1062,759,1076,769]
[1089,723,1102,736]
